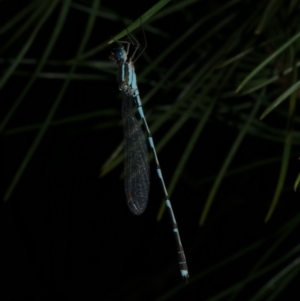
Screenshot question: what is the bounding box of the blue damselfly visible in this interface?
[110,30,189,281]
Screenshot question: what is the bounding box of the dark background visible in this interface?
[1,0,300,300]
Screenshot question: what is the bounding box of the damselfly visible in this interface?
[110,30,189,282]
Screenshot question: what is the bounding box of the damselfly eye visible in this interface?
[112,47,125,60]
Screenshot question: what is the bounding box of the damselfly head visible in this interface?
[109,46,127,63]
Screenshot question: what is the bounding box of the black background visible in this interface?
[1,0,300,300]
